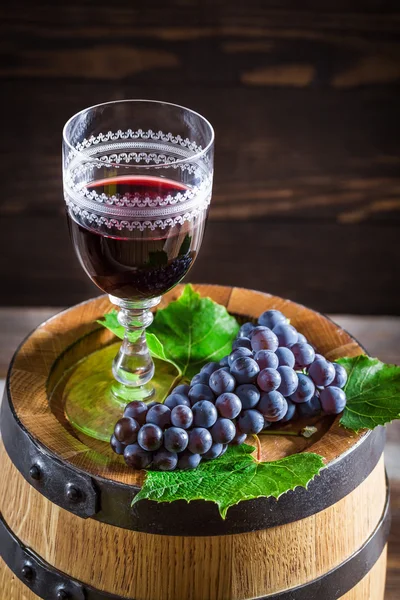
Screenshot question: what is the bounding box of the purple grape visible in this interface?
[254,349,279,370]
[238,409,265,434]
[231,356,260,384]
[215,392,242,419]
[164,427,189,453]
[209,368,236,394]
[330,363,348,388]
[192,400,218,427]
[191,372,210,386]
[235,383,260,409]
[290,373,315,403]
[232,337,252,351]
[320,387,347,414]
[257,368,281,392]
[152,449,178,471]
[188,428,213,455]
[275,347,295,368]
[137,423,163,451]
[276,366,299,396]
[272,323,298,347]
[258,391,288,422]
[202,443,224,460]
[231,425,247,445]
[297,395,322,418]
[173,383,191,396]
[258,309,287,329]
[297,333,308,344]
[308,358,336,387]
[250,327,279,353]
[177,451,202,470]
[114,417,140,445]
[188,383,215,405]
[110,434,126,455]
[201,362,220,376]
[146,403,171,428]
[277,399,297,423]
[170,405,193,429]
[291,342,316,369]
[164,393,191,409]
[210,418,236,444]
[219,355,230,367]
[123,400,148,425]
[228,347,253,367]
[124,443,152,469]
[238,322,256,338]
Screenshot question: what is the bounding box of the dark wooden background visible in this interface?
[1,1,400,313]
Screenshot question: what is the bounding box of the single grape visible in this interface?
[215,392,242,418]
[308,358,336,387]
[124,443,152,469]
[188,427,213,455]
[228,347,253,367]
[257,368,281,392]
[276,366,299,396]
[262,418,271,429]
[314,353,324,361]
[152,449,178,471]
[235,383,260,409]
[290,373,315,403]
[173,383,191,396]
[210,418,236,444]
[164,427,189,453]
[114,417,140,445]
[123,400,148,425]
[250,327,279,353]
[254,349,279,370]
[238,409,265,434]
[191,372,210,386]
[231,356,260,384]
[330,363,348,388]
[177,451,201,470]
[188,383,215,405]
[209,368,236,394]
[258,309,287,329]
[110,434,126,455]
[272,323,298,347]
[146,401,158,409]
[277,399,297,423]
[220,366,231,373]
[232,337,252,351]
[297,333,308,344]
[164,393,191,409]
[291,342,316,369]
[192,400,218,427]
[201,362,220,376]
[146,404,171,429]
[202,443,224,460]
[320,387,347,414]
[275,347,295,368]
[297,395,322,418]
[231,424,247,445]
[238,322,256,338]
[171,405,193,429]
[258,391,288,422]
[219,355,230,367]
[137,423,163,451]
[219,444,228,457]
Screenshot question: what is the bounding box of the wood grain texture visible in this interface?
[0,445,387,600]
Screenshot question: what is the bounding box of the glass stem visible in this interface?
[109,295,161,400]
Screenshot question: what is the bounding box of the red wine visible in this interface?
[67,176,207,300]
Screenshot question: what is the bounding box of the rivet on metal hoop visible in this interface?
[29,465,41,480]
[21,564,35,582]
[66,484,82,503]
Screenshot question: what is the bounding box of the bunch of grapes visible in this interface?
[111,309,348,471]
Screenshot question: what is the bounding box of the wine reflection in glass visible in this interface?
[62,100,214,440]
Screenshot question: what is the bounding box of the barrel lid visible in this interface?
[1,285,385,535]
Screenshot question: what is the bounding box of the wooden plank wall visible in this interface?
[1,1,399,313]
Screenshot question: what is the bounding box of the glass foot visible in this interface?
[63,342,180,441]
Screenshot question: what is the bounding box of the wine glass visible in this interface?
[62,100,214,440]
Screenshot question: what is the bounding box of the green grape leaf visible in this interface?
[132,444,325,518]
[97,310,124,339]
[147,284,239,379]
[338,355,400,431]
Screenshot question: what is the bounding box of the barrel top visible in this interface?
[6,284,367,488]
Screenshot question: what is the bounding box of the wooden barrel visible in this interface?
[0,285,389,600]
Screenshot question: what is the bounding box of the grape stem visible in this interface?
[252,434,262,461]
